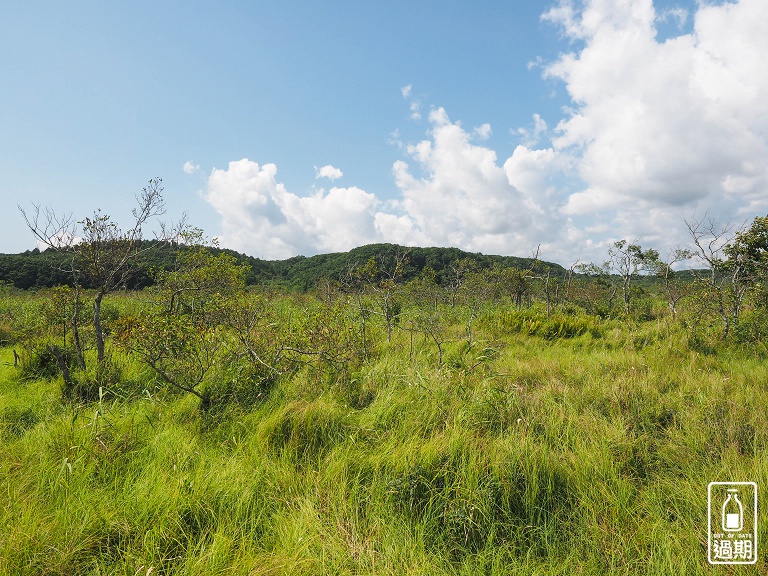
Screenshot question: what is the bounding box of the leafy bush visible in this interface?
[204,359,276,410]
[732,307,768,348]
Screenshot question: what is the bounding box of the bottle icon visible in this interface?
[722,488,743,532]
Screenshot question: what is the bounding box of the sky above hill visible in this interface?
[2,0,767,266]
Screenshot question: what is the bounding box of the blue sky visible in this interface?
[2,0,767,265]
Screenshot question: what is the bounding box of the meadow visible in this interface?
[1,257,767,575]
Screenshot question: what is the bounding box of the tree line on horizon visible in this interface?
[0,239,561,292]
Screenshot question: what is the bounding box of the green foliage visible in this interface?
[205,357,277,409]
[724,213,768,281]
[731,307,768,351]
[3,310,768,574]
[0,242,564,292]
[40,286,87,345]
[115,312,221,407]
[154,248,248,316]
[114,249,250,408]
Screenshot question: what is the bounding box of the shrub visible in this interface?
[204,359,276,410]
[732,307,768,349]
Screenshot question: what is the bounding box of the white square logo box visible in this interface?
[708,481,758,565]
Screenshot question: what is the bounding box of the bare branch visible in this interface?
[18,203,78,251]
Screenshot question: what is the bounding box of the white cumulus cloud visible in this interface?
[315,165,344,181]
[389,108,560,255]
[183,161,200,175]
[204,159,381,259]
[202,109,565,260]
[515,114,548,148]
[473,123,492,141]
[543,0,768,252]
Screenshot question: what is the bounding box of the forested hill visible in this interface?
[0,243,565,291]
[250,244,565,290]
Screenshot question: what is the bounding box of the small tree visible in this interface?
[40,285,87,351]
[531,248,557,319]
[447,258,478,307]
[607,240,659,315]
[648,248,695,319]
[685,215,735,339]
[19,178,169,394]
[498,267,532,308]
[457,269,493,345]
[115,247,247,408]
[723,214,768,314]
[343,251,409,346]
[369,252,409,343]
[560,260,581,311]
[340,259,374,360]
[116,312,222,409]
[573,262,618,316]
[404,267,450,362]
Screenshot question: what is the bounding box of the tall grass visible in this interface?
[1,295,767,574]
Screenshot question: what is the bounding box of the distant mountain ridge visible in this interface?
[0,242,566,291]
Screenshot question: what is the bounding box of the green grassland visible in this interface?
[1,284,767,575]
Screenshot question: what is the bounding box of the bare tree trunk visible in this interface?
[384,296,393,343]
[716,290,730,340]
[663,266,677,319]
[356,294,368,361]
[607,285,618,313]
[48,345,73,397]
[622,275,631,315]
[94,291,105,363]
[72,284,86,369]
[430,332,443,365]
